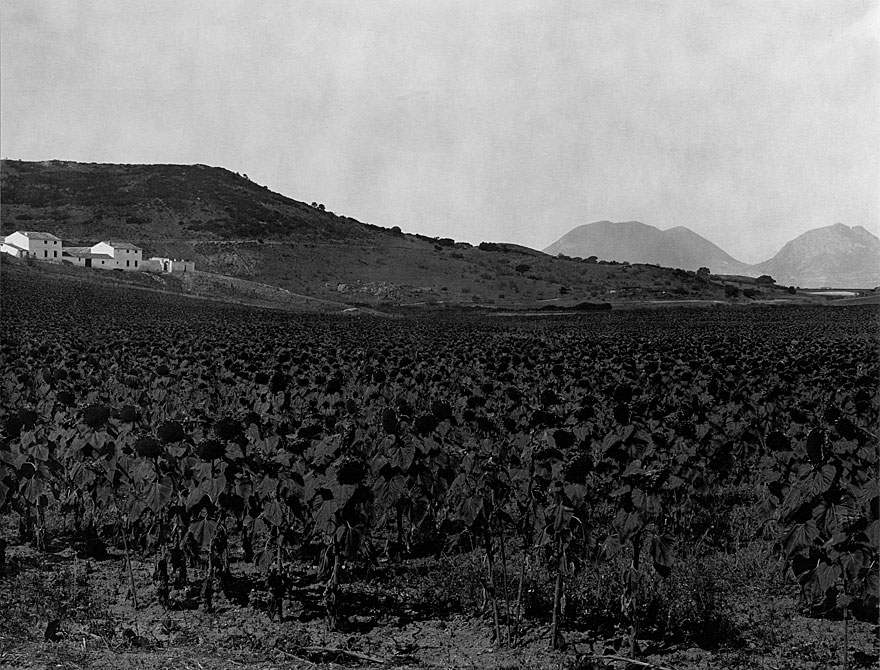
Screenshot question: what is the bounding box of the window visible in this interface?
[134,260,138,268]
[54,251,57,258]
[126,260,130,267]
[44,250,48,257]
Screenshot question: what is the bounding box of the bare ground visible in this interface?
[1,542,876,670]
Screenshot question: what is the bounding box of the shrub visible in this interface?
[648,550,741,647]
[569,549,745,647]
[571,302,612,311]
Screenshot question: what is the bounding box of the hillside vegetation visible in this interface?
[0,159,792,308]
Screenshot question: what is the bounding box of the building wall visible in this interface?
[65,255,121,270]
[1,243,27,258]
[90,242,142,269]
[146,257,195,273]
[5,232,33,251]
[168,259,194,273]
[4,232,62,260]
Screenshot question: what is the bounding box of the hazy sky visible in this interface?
[2,1,877,263]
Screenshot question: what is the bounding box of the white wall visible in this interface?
[90,242,142,270]
[146,257,195,273]
[1,242,27,258]
[4,232,62,260]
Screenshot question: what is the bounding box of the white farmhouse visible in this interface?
[2,231,63,260]
[90,241,142,270]
[63,240,143,270]
[62,247,116,269]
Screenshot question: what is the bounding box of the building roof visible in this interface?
[2,242,28,252]
[9,231,62,241]
[64,248,113,259]
[95,240,141,250]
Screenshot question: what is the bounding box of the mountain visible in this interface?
[543,221,751,274]
[750,223,880,288]
[544,220,880,287]
[0,160,734,307]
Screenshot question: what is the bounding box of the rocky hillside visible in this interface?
[749,223,880,288]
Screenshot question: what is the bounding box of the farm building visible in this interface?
[63,241,143,270]
[2,231,63,260]
[62,247,116,269]
[91,241,142,269]
[2,231,197,274]
[141,257,195,273]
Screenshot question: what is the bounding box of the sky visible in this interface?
[1,1,877,264]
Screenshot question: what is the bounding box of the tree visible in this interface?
[725,284,739,298]
[756,275,775,285]
[697,267,710,277]
[515,264,531,274]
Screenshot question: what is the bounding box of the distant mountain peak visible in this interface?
[543,220,749,273]
[545,219,880,287]
[751,222,880,287]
